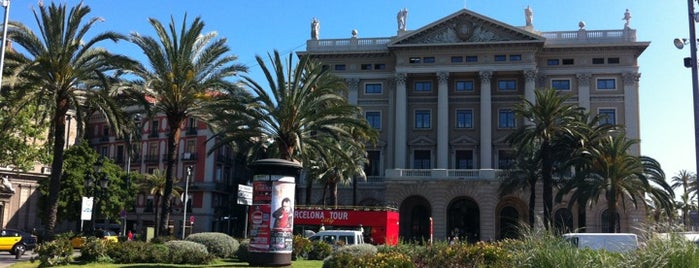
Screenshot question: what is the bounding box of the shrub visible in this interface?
[150,235,176,244]
[144,243,170,263]
[237,239,250,262]
[108,241,157,264]
[307,240,333,260]
[164,240,214,265]
[364,251,415,268]
[78,236,114,263]
[322,244,377,268]
[293,235,312,260]
[31,237,74,267]
[185,232,239,258]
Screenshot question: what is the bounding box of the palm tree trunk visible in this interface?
[332,183,338,209]
[608,192,618,233]
[305,173,313,205]
[46,105,70,239]
[159,120,182,237]
[528,181,536,227]
[541,142,554,230]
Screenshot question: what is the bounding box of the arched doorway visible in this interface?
[554,208,574,234]
[601,209,621,233]
[499,206,519,239]
[399,196,431,242]
[447,197,480,243]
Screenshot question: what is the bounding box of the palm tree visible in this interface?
[499,141,540,227]
[127,14,247,236]
[558,133,674,232]
[4,2,136,237]
[138,169,183,232]
[206,50,377,204]
[509,88,586,228]
[671,170,696,228]
[313,137,369,208]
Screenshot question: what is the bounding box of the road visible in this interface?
[0,250,35,267]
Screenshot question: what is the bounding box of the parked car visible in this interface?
[70,229,119,249]
[0,229,37,256]
[308,230,365,248]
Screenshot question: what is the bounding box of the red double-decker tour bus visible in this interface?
[293,206,399,245]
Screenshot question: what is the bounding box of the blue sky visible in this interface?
[6,1,697,179]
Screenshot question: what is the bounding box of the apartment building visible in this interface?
[87,111,250,237]
[299,8,648,241]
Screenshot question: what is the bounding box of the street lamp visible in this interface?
[182,166,192,239]
[677,0,699,229]
[86,156,110,232]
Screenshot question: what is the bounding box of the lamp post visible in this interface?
[677,0,699,229]
[86,156,109,232]
[0,0,10,96]
[182,166,192,239]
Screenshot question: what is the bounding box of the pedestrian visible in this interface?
[127,230,134,241]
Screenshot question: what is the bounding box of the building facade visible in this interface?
[299,8,648,241]
[87,111,250,238]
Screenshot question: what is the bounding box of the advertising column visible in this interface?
[247,159,302,267]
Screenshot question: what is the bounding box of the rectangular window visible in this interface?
[498,80,517,91]
[498,109,516,128]
[597,78,616,90]
[100,146,108,158]
[334,64,346,71]
[455,109,473,128]
[547,59,560,66]
[592,58,604,64]
[509,54,522,61]
[423,57,435,63]
[374,64,386,70]
[148,142,158,161]
[451,56,463,63]
[415,110,431,129]
[551,79,571,90]
[562,58,574,65]
[117,145,125,162]
[361,64,372,70]
[414,81,433,92]
[607,57,620,64]
[365,83,382,94]
[598,109,616,125]
[409,57,421,64]
[465,56,478,62]
[494,55,507,61]
[498,150,516,169]
[150,120,159,137]
[455,150,474,169]
[365,151,381,176]
[455,80,474,92]
[366,111,381,129]
[413,150,431,169]
[102,126,109,137]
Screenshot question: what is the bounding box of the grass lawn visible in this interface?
[8,259,324,268]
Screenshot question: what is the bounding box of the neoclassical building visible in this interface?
[299,8,648,241]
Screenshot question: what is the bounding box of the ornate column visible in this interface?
[524,70,537,104]
[576,73,591,110]
[479,71,493,169]
[623,72,641,155]
[437,72,449,168]
[346,78,359,105]
[394,73,407,169]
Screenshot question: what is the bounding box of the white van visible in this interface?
[562,233,639,252]
[308,230,364,247]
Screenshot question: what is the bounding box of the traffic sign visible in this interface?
[237,184,253,205]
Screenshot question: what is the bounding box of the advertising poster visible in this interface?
[248,175,295,253]
[248,180,272,252]
[269,179,294,252]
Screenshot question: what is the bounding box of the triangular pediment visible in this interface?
[409,136,435,146]
[390,9,544,46]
